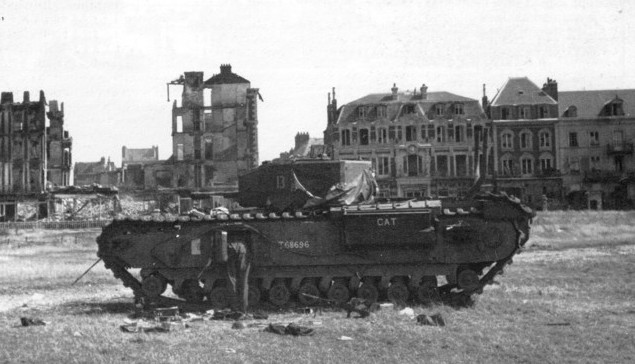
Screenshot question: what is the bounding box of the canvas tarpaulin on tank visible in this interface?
[302,169,378,208]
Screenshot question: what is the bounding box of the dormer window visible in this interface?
[453,104,464,115]
[358,106,367,118]
[435,104,445,116]
[564,106,577,117]
[403,104,416,115]
[601,98,624,117]
[377,106,387,118]
[539,106,549,118]
[519,106,530,119]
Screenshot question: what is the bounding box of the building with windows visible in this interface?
[73,157,120,186]
[556,88,635,209]
[275,132,325,162]
[0,91,73,219]
[141,65,260,193]
[324,83,489,198]
[490,77,562,209]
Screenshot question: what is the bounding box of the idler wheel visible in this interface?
[327,280,350,304]
[181,279,204,303]
[387,281,410,303]
[298,282,321,306]
[357,281,379,303]
[141,274,167,298]
[416,276,439,304]
[457,269,481,292]
[248,285,261,307]
[209,286,232,308]
[268,281,291,306]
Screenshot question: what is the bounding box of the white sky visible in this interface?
[1,0,633,165]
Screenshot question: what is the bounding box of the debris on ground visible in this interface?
[416,313,445,327]
[338,336,354,341]
[398,307,415,319]
[20,317,46,326]
[264,323,315,336]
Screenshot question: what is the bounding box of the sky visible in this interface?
[1,0,634,165]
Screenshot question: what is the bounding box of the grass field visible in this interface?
[0,212,634,364]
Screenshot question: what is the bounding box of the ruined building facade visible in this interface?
[150,64,259,192]
[0,91,72,194]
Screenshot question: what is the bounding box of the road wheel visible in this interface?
[357,280,379,303]
[209,286,231,308]
[387,280,409,303]
[141,274,167,298]
[327,279,350,304]
[268,280,291,306]
[298,282,321,306]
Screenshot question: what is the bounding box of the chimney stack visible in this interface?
[391,83,399,100]
[1,92,14,104]
[23,91,30,103]
[542,78,558,101]
[420,84,428,100]
[220,64,232,74]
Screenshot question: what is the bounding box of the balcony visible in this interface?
[606,142,633,155]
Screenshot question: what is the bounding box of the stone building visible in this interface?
[556,88,635,209]
[73,157,120,186]
[0,91,72,219]
[324,84,490,198]
[490,77,562,209]
[146,64,259,193]
[121,145,159,189]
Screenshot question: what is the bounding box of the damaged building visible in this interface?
[0,90,73,220]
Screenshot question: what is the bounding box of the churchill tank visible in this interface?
[97,128,535,308]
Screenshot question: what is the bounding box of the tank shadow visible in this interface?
[60,300,137,315]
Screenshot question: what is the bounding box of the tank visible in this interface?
[96,189,534,308]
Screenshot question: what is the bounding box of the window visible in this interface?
[205,137,213,159]
[378,128,387,144]
[539,106,549,118]
[176,116,183,133]
[436,126,444,143]
[520,130,532,150]
[205,165,214,186]
[377,106,387,118]
[359,128,369,145]
[341,129,351,146]
[519,107,530,119]
[501,131,513,150]
[376,156,390,176]
[358,107,367,118]
[352,127,358,143]
[589,131,599,146]
[501,108,509,120]
[447,124,454,141]
[590,156,601,170]
[455,125,463,143]
[501,155,513,176]
[404,104,416,115]
[176,144,184,161]
[521,156,533,175]
[428,125,435,140]
[192,110,201,131]
[276,175,285,189]
[370,126,376,143]
[435,104,445,116]
[539,130,551,148]
[564,106,577,117]
[454,104,464,115]
[539,153,553,172]
[405,125,417,142]
[568,132,578,147]
[388,126,396,141]
[396,126,402,141]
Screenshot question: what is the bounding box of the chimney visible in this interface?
[391,83,399,100]
[542,78,558,101]
[49,100,59,113]
[122,146,127,161]
[100,157,106,165]
[39,90,46,104]
[1,92,14,104]
[23,91,30,103]
[420,84,428,100]
[220,64,232,74]
[482,83,489,108]
[295,132,310,149]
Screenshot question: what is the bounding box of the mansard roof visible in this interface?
[558,89,635,118]
[335,91,483,125]
[490,77,557,106]
[204,64,250,85]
